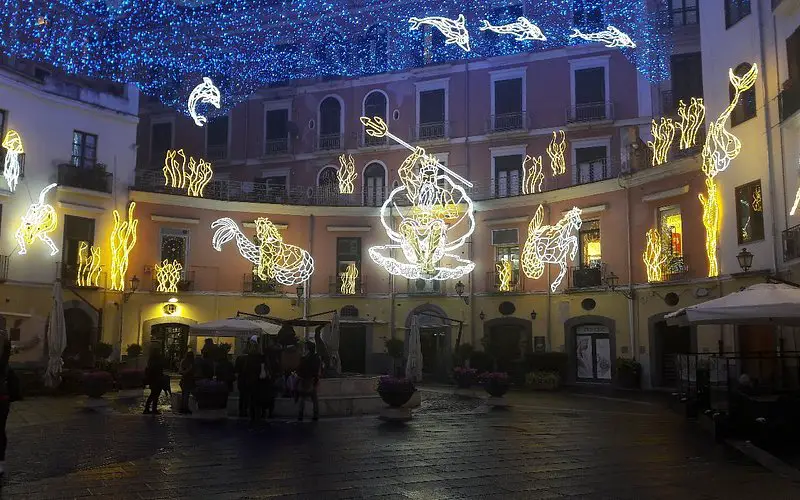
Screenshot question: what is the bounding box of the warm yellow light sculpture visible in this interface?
[154,259,183,293]
[163,149,213,197]
[110,202,139,291]
[496,259,513,292]
[76,242,102,287]
[337,154,356,194]
[547,130,567,176]
[752,185,763,212]
[642,228,666,282]
[521,155,544,194]
[522,204,582,292]
[2,129,23,192]
[340,263,359,295]
[15,183,58,256]
[698,178,721,278]
[676,98,705,150]
[647,117,676,166]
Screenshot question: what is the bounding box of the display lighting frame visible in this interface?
[496,259,513,292]
[676,98,705,150]
[569,25,636,48]
[647,117,676,166]
[188,77,221,127]
[1,129,23,192]
[76,241,102,288]
[110,202,139,292]
[642,228,666,282]
[337,153,357,194]
[154,259,183,294]
[163,149,213,197]
[521,155,544,195]
[479,17,547,42]
[521,204,582,293]
[340,263,359,295]
[15,183,58,256]
[547,130,567,176]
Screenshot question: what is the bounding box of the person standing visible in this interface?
[234,344,251,418]
[143,348,165,415]
[243,339,267,422]
[179,350,196,414]
[0,332,39,477]
[297,341,321,422]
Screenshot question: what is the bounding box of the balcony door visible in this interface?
[363,162,386,207]
[62,215,95,283]
[418,89,446,139]
[574,67,606,121]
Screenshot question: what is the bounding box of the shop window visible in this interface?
[578,219,601,268]
[735,180,764,244]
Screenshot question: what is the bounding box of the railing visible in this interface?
[0,254,8,282]
[569,265,604,289]
[661,255,690,282]
[486,270,523,293]
[411,121,450,141]
[146,269,196,293]
[566,101,614,123]
[488,112,527,133]
[783,223,800,262]
[59,262,106,289]
[206,144,228,161]
[329,275,365,295]
[264,137,290,155]
[405,278,446,295]
[243,274,284,295]
[57,163,112,193]
[779,83,800,123]
[356,129,388,148]
[314,133,343,151]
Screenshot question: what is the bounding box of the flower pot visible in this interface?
[485,380,509,398]
[82,371,112,399]
[454,370,477,389]
[378,389,414,408]
[116,369,145,391]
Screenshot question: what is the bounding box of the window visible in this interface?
[574,145,608,185]
[730,63,757,126]
[573,0,603,30]
[658,206,687,279]
[317,166,338,203]
[667,0,699,27]
[494,154,523,198]
[363,91,388,146]
[265,108,289,154]
[62,215,95,281]
[318,96,342,150]
[34,66,50,82]
[492,77,524,131]
[572,66,607,121]
[578,220,601,268]
[336,237,361,288]
[257,175,287,203]
[725,0,751,29]
[494,245,521,290]
[160,228,189,273]
[670,53,703,113]
[71,131,97,168]
[363,162,386,207]
[736,180,765,244]
[206,116,229,160]
[418,88,446,139]
[788,26,800,85]
[150,121,172,165]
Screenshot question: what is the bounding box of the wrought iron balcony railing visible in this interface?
[205,144,228,161]
[57,163,112,193]
[356,129,388,148]
[243,274,284,295]
[566,101,614,123]
[784,224,800,262]
[405,278,446,295]
[411,121,451,141]
[314,133,344,151]
[569,265,605,289]
[264,137,290,155]
[329,275,365,295]
[486,269,523,293]
[487,112,528,133]
[0,254,8,283]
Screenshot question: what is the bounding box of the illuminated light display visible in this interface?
[521,204,582,292]
[547,130,567,176]
[1,129,23,192]
[409,14,471,52]
[676,98,705,150]
[337,154,357,194]
[76,242,102,287]
[340,263,359,295]
[791,187,800,216]
[698,178,721,278]
[642,228,666,282]
[362,117,475,280]
[522,155,544,194]
[15,183,58,256]
[211,217,315,285]
[569,25,636,48]
[188,77,221,127]
[479,17,547,42]
[110,202,139,292]
[163,149,213,197]
[154,259,183,294]
[752,185,762,212]
[496,259,513,292]
[647,117,676,166]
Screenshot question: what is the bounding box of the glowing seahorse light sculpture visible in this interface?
[647,117,676,166]
[479,17,546,42]
[522,205,582,292]
[496,259,513,292]
[570,25,636,49]
[337,154,356,194]
[340,263,359,295]
[188,77,221,127]
[361,116,475,280]
[409,14,471,52]
[110,202,138,292]
[76,242,102,287]
[547,130,567,176]
[1,129,23,192]
[154,259,183,293]
[211,217,314,285]
[15,183,58,256]
[676,98,706,150]
[163,149,213,197]
[522,155,544,194]
[643,228,666,282]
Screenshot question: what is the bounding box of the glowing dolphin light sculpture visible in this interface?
[1,129,23,192]
[479,17,547,42]
[188,77,221,127]
[409,14,471,52]
[569,25,636,49]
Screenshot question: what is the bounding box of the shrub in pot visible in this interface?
[126,344,143,359]
[453,367,478,388]
[525,371,561,391]
[194,379,230,410]
[95,342,113,361]
[377,376,416,407]
[615,358,642,389]
[116,368,145,390]
[480,372,510,397]
[384,338,405,377]
[82,371,113,398]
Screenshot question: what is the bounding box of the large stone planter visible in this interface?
[484,380,510,398]
[378,389,414,408]
[379,407,412,422]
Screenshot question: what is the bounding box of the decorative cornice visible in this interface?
[150,215,200,225]
[642,185,690,202]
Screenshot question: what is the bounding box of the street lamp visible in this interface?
[123,275,139,303]
[530,310,537,321]
[737,248,754,272]
[604,271,634,300]
[455,280,469,304]
[479,311,485,321]
[296,284,305,302]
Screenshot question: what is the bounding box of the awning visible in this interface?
[189,317,282,337]
[664,283,800,326]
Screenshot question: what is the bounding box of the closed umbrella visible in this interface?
[44,281,66,388]
[406,315,423,383]
[325,311,342,375]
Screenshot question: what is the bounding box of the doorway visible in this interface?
[738,324,777,387]
[574,325,612,382]
[420,327,447,380]
[64,307,95,359]
[652,320,692,388]
[485,324,525,374]
[339,325,366,374]
[150,323,190,371]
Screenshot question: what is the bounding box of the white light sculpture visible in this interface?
[569,25,636,48]
[479,17,546,42]
[211,217,314,285]
[188,77,221,127]
[521,204,582,292]
[15,183,58,256]
[409,14,471,52]
[361,116,475,281]
[521,155,544,195]
[1,129,23,192]
[337,154,356,194]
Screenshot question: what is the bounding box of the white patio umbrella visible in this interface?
[406,315,423,382]
[325,311,342,375]
[44,281,66,388]
[666,283,800,326]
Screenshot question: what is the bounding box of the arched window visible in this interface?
[318,96,343,150]
[363,90,388,146]
[363,162,387,207]
[317,166,338,204]
[730,63,757,126]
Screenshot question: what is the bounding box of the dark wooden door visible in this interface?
[339,325,366,374]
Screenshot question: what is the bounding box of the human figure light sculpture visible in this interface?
[15,183,58,256]
[521,155,544,195]
[522,205,582,292]
[163,149,213,197]
[361,116,475,280]
[647,117,676,166]
[340,263,359,295]
[211,217,314,285]
[188,77,221,127]
[496,259,513,292]
[642,228,666,282]
[1,129,23,192]
[676,98,705,150]
[479,17,547,42]
[547,130,567,176]
[110,202,138,292]
[337,154,356,194]
[569,25,636,48]
[76,242,102,287]
[154,259,183,293]
[409,14,470,52]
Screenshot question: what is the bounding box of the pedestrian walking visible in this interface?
[179,350,196,414]
[297,341,321,422]
[143,348,165,415]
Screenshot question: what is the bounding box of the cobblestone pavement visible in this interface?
[2,391,798,499]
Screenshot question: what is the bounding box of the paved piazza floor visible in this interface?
[2,390,798,499]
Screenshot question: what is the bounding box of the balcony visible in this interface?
[566,102,614,124]
[59,262,106,290]
[264,137,290,155]
[779,83,800,123]
[406,278,446,295]
[648,256,690,283]
[412,121,450,142]
[329,275,365,296]
[243,274,284,295]
[487,112,527,134]
[206,144,228,161]
[356,130,388,149]
[147,269,196,293]
[314,133,343,152]
[57,163,112,193]
[569,265,605,289]
[486,270,523,294]
[784,224,800,262]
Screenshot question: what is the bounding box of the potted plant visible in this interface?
[194,379,230,411]
[82,370,113,400]
[615,358,642,389]
[126,343,142,358]
[377,376,416,407]
[453,367,478,389]
[456,343,474,368]
[384,338,404,377]
[116,368,145,398]
[525,371,561,391]
[480,372,510,398]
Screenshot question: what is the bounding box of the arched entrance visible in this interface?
[648,313,695,388]
[406,304,452,381]
[149,323,191,371]
[564,315,616,384]
[63,307,95,358]
[482,317,532,377]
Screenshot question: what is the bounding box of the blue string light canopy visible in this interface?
[0,0,672,114]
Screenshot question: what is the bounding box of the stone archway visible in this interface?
[648,312,696,389]
[564,315,616,384]
[405,303,452,380]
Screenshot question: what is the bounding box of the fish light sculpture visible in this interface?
[188,77,221,127]
[409,14,471,52]
[570,25,636,49]
[479,17,546,42]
